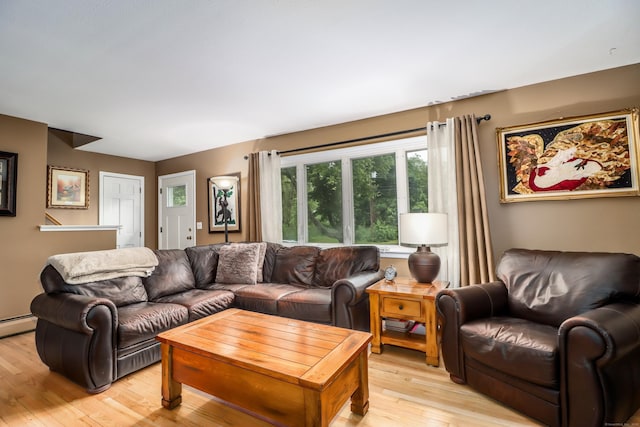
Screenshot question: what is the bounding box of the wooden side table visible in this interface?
[366,277,448,366]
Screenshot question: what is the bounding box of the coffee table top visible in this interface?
[157,308,371,390]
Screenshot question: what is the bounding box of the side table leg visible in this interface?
[161,343,182,409]
[425,300,439,367]
[369,293,382,354]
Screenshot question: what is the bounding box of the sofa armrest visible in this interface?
[331,270,384,330]
[435,281,508,383]
[31,292,117,334]
[332,270,385,302]
[30,292,117,393]
[559,302,640,427]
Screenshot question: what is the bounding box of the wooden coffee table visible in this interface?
[156,308,372,427]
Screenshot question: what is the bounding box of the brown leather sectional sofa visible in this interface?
[436,248,640,427]
[30,242,383,393]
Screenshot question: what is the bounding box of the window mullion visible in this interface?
[396,149,409,215]
[297,164,308,244]
[342,156,353,245]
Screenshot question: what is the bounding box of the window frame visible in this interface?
[280,135,427,258]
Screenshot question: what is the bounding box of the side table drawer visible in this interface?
[381,297,421,318]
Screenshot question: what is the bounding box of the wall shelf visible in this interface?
[39,225,120,232]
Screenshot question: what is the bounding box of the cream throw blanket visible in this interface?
[47,247,159,285]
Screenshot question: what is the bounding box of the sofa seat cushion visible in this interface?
[233,284,303,315]
[155,289,235,321]
[117,302,188,349]
[460,317,559,388]
[200,282,252,293]
[277,288,332,323]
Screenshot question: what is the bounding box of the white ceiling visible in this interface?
[1,1,639,162]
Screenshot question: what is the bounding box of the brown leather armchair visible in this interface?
[436,248,640,427]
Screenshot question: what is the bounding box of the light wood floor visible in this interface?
[1,332,638,427]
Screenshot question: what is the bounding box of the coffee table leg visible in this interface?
[350,350,370,416]
[161,343,182,409]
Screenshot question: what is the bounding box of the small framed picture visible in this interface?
[496,108,640,203]
[0,151,18,216]
[47,166,89,209]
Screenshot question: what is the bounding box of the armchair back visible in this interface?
[497,248,640,327]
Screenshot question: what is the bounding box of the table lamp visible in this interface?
[210,175,238,243]
[399,213,448,283]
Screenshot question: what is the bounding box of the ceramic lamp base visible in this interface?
[408,245,441,283]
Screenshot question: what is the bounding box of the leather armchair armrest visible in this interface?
[31,292,117,333]
[559,302,640,427]
[332,270,384,330]
[435,281,508,383]
[436,281,508,324]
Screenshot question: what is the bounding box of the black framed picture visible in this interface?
[0,151,18,216]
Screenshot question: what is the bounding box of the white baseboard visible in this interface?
[0,315,37,338]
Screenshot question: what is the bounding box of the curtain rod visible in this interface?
[244,114,491,158]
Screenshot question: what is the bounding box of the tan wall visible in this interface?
[158,64,640,264]
[47,134,157,247]
[0,115,118,324]
[2,64,638,326]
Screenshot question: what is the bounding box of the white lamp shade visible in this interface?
[210,175,238,190]
[399,213,448,246]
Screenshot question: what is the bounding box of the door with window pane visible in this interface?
[158,170,196,249]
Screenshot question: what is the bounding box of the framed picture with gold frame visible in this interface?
[47,165,89,209]
[496,108,640,203]
[0,151,18,216]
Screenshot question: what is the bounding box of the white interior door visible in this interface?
[99,172,144,248]
[158,170,196,249]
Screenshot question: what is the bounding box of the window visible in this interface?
[281,136,428,251]
[166,184,186,207]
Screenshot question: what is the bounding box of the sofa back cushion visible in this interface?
[143,249,196,300]
[261,242,283,282]
[185,243,225,288]
[271,246,320,287]
[497,248,640,327]
[313,246,380,287]
[40,264,149,307]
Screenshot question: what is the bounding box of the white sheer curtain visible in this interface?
[427,118,461,288]
[258,150,283,242]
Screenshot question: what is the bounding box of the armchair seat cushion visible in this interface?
[461,317,559,388]
[117,302,188,348]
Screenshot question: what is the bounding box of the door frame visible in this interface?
[99,171,145,247]
[157,170,196,249]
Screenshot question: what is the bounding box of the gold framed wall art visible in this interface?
[47,166,89,209]
[496,108,640,203]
